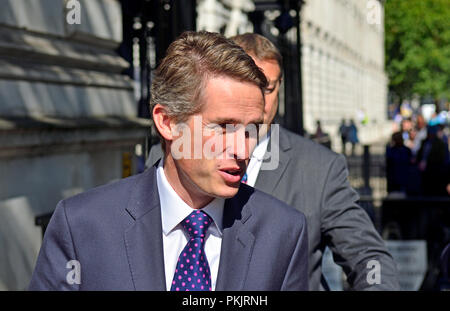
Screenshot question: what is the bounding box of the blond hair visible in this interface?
[230,33,283,72]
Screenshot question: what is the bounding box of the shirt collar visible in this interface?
[156,159,224,236]
[251,133,270,161]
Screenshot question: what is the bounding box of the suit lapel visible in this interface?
[123,166,260,291]
[215,187,255,291]
[124,167,166,290]
[255,126,291,194]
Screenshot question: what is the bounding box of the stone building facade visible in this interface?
[196,0,391,148]
[0,0,148,290]
[197,0,255,36]
[301,0,390,148]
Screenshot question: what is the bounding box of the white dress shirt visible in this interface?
[245,134,270,187]
[156,161,224,291]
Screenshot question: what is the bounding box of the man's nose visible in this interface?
[224,127,250,160]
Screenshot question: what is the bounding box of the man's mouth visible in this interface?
[218,167,243,183]
[222,168,241,175]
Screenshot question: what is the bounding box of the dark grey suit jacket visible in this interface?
[146,127,399,290]
[29,164,308,290]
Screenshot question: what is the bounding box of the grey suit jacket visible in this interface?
[146,127,399,290]
[29,164,308,290]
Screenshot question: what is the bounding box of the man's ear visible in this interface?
[153,104,175,142]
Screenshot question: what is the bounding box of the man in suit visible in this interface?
[29,31,308,291]
[147,33,399,290]
[232,33,399,290]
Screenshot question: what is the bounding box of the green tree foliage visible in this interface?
[385,0,450,102]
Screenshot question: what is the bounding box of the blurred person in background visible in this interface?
[347,119,359,156]
[401,118,411,139]
[400,118,414,150]
[311,120,331,149]
[338,119,348,155]
[437,124,450,196]
[411,115,428,157]
[386,132,413,195]
[437,124,449,151]
[417,125,449,196]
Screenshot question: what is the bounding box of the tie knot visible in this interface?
[181,210,213,238]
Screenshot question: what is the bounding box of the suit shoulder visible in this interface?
[240,184,306,225]
[279,126,342,167]
[282,127,336,156]
[62,171,145,213]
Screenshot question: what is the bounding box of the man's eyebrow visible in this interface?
[211,118,263,125]
[250,118,264,125]
[212,118,240,124]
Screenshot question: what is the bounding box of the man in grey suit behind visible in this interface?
[232,33,399,290]
[29,31,308,291]
[147,33,399,290]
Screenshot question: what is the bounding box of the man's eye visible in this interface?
[215,124,228,133]
[207,123,225,128]
[206,124,225,133]
[218,123,227,130]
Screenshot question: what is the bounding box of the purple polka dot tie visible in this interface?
[170,210,213,291]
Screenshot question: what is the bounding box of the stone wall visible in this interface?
[197,0,254,35]
[301,0,391,147]
[196,0,391,147]
[0,0,148,290]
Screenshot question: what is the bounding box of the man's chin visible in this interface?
[213,184,240,199]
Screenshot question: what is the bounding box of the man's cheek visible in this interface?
[203,133,224,160]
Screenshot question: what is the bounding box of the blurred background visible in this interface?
[0,0,448,291]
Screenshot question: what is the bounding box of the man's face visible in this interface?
[167,76,264,205]
[251,56,281,126]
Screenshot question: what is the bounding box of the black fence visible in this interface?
[381,197,450,290]
[345,144,450,290]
